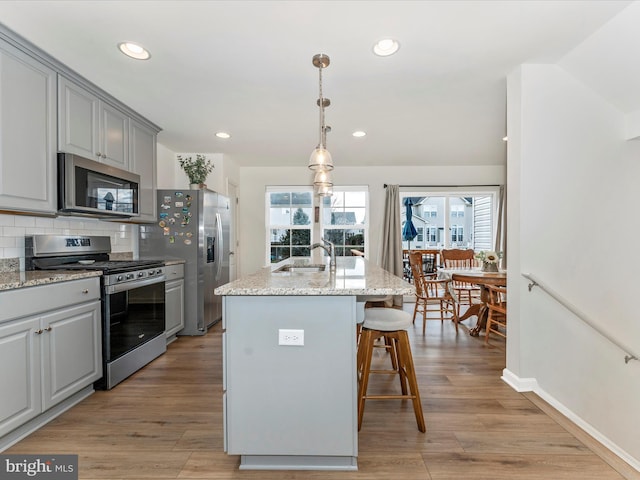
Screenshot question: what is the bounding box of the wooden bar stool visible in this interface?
[357,307,426,432]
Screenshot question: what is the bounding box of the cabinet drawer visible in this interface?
[0,278,100,324]
[164,264,184,280]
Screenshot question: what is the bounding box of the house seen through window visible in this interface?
[400,190,497,251]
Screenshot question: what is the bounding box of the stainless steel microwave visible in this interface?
[58,152,140,218]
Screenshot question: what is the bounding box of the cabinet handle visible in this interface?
[101,154,107,159]
[96,152,102,157]
[45,326,52,332]
[34,329,43,335]
[82,289,89,294]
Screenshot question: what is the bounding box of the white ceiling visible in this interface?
[0,1,633,168]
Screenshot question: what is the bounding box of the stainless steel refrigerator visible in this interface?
[139,188,230,335]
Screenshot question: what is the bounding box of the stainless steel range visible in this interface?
[25,235,166,389]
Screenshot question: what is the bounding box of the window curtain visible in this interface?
[494,185,507,268]
[380,185,403,306]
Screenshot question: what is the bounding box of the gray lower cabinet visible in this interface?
[165,264,185,340]
[0,39,57,214]
[0,278,102,440]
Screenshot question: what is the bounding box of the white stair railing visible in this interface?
[522,272,638,365]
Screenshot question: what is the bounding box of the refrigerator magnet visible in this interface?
[158,220,166,227]
[163,196,172,203]
[169,236,175,243]
[175,192,183,197]
[186,231,193,237]
[163,227,170,235]
[184,239,192,245]
[159,212,168,218]
[168,217,175,224]
[175,201,184,207]
[185,195,192,201]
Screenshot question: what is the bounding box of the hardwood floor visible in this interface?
[5,306,634,479]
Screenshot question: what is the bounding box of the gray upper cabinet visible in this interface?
[0,40,57,214]
[130,119,157,222]
[58,75,129,170]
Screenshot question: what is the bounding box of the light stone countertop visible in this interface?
[215,257,413,296]
[0,270,102,291]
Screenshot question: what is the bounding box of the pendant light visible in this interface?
[308,54,333,173]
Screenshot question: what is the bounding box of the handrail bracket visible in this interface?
[527,280,538,292]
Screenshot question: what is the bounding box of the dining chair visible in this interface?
[440,248,481,317]
[408,252,458,333]
[485,284,507,345]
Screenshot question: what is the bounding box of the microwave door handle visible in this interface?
[215,212,223,281]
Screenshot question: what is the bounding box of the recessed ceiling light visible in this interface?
[373,38,399,57]
[215,132,231,139]
[118,42,151,60]
[352,131,366,138]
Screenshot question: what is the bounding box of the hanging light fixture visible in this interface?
[308,53,333,174]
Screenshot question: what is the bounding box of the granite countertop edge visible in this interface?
[0,270,103,292]
[215,257,412,296]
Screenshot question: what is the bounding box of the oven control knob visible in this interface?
[117,275,123,282]
[126,273,134,280]
[138,271,145,278]
[149,270,155,276]
[156,269,162,275]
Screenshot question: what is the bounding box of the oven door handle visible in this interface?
[105,274,166,295]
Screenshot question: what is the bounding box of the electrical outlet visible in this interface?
[278,329,304,346]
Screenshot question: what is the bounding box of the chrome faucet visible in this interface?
[311,238,336,272]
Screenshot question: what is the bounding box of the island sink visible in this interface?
[273,264,326,273]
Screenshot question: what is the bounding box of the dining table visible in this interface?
[438,268,507,336]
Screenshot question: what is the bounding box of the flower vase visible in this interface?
[482,262,499,272]
[190,183,206,189]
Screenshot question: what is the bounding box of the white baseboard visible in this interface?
[502,368,640,474]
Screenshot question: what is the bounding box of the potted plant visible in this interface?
[178,154,214,188]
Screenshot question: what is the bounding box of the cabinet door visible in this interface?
[100,103,129,169]
[58,75,100,160]
[0,316,42,437]
[165,278,184,338]
[0,42,57,214]
[130,119,157,222]
[41,300,102,411]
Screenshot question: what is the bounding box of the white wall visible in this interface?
[238,164,505,276]
[156,144,240,197]
[507,64,640,468]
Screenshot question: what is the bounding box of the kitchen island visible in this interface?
[214,256,412,471]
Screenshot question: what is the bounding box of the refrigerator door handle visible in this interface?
[215,212,223,281]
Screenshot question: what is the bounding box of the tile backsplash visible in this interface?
[0,213,136,269]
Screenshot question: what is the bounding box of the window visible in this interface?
[451,225,464,243]
[451,205,465,218]
[322,189,367,256]
[416,227,424,242]
[266,186,369,263]
[426,226,437,243]
[400,189,498,251]
[423,205,437,218]
[268,189,312,263]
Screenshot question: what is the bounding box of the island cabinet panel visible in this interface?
[224,295,357,469]
[0,40,57,214]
